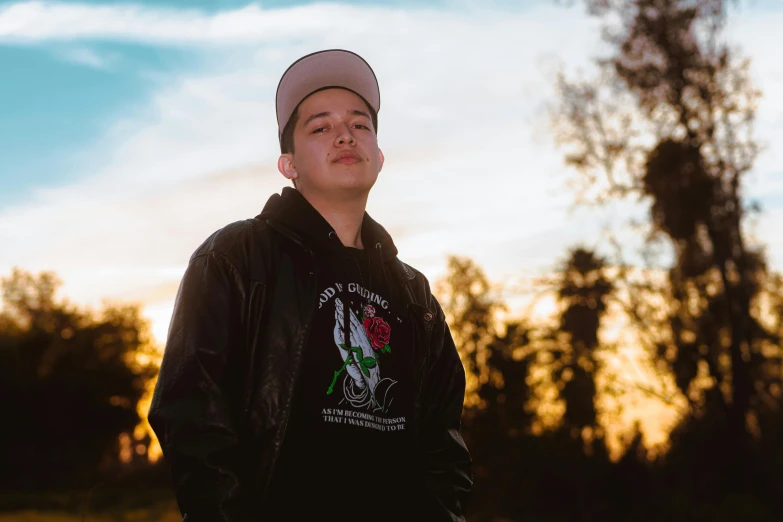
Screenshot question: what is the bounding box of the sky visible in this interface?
[2,0,783,447]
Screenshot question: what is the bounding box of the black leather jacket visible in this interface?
[148,188,472,521]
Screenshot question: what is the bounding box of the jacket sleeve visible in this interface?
[148,250,253,522]
[418,299,474,521]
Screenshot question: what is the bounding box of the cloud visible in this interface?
[0,0,607,339]
[55,45,115,68]
[0,1,437,45]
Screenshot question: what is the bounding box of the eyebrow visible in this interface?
[302,109,371,128]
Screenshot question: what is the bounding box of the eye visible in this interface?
[312,127,327,134]
[353,124,369,130]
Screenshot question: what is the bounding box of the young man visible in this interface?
[148,49,472,521]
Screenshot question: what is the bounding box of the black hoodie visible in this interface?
[262,188,423,519]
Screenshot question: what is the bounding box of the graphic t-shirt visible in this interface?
[265,246,423,519]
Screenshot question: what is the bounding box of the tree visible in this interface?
[548,248,614,449]
[554,0,781,444]
[0,268,157,489]
[468,320,537,521]
[436,256,537,520]
[552,0,783,513]
[435,256,505,407]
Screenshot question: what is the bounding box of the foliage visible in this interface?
[0,268,157,490]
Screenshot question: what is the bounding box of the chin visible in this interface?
[336,170,377,190]
[336,180,375,196]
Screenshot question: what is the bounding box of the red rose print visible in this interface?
[363,305,376,318]
[363,316,391,351]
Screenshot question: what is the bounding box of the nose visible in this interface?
[335,124,356,145]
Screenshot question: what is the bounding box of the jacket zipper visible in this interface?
[261,219,318,500]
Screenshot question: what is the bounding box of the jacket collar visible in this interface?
[255,187,399,261]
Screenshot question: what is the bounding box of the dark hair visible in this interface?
[279,87,378,155]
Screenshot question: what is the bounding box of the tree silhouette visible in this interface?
[469,321,536,520]
[554,0,782,440]
[0,268,157,490]
[553,0,783,517]
[436,256,537,520]
[546,248,614,450]
[523,247,616,522]
[435,256,506,407]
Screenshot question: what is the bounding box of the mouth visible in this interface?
[333,151,361,164]
[334,156,361,164]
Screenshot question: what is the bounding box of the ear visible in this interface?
[378,148,385,173]
[278,154,298,182]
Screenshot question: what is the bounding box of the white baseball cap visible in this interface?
[275,49,381,147]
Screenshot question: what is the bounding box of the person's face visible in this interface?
[278,88,384,201]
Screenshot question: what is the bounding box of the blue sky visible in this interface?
[0,0,540,207]
[0,0,596,289]
[0,41,197,206]
[2,0,779,211]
